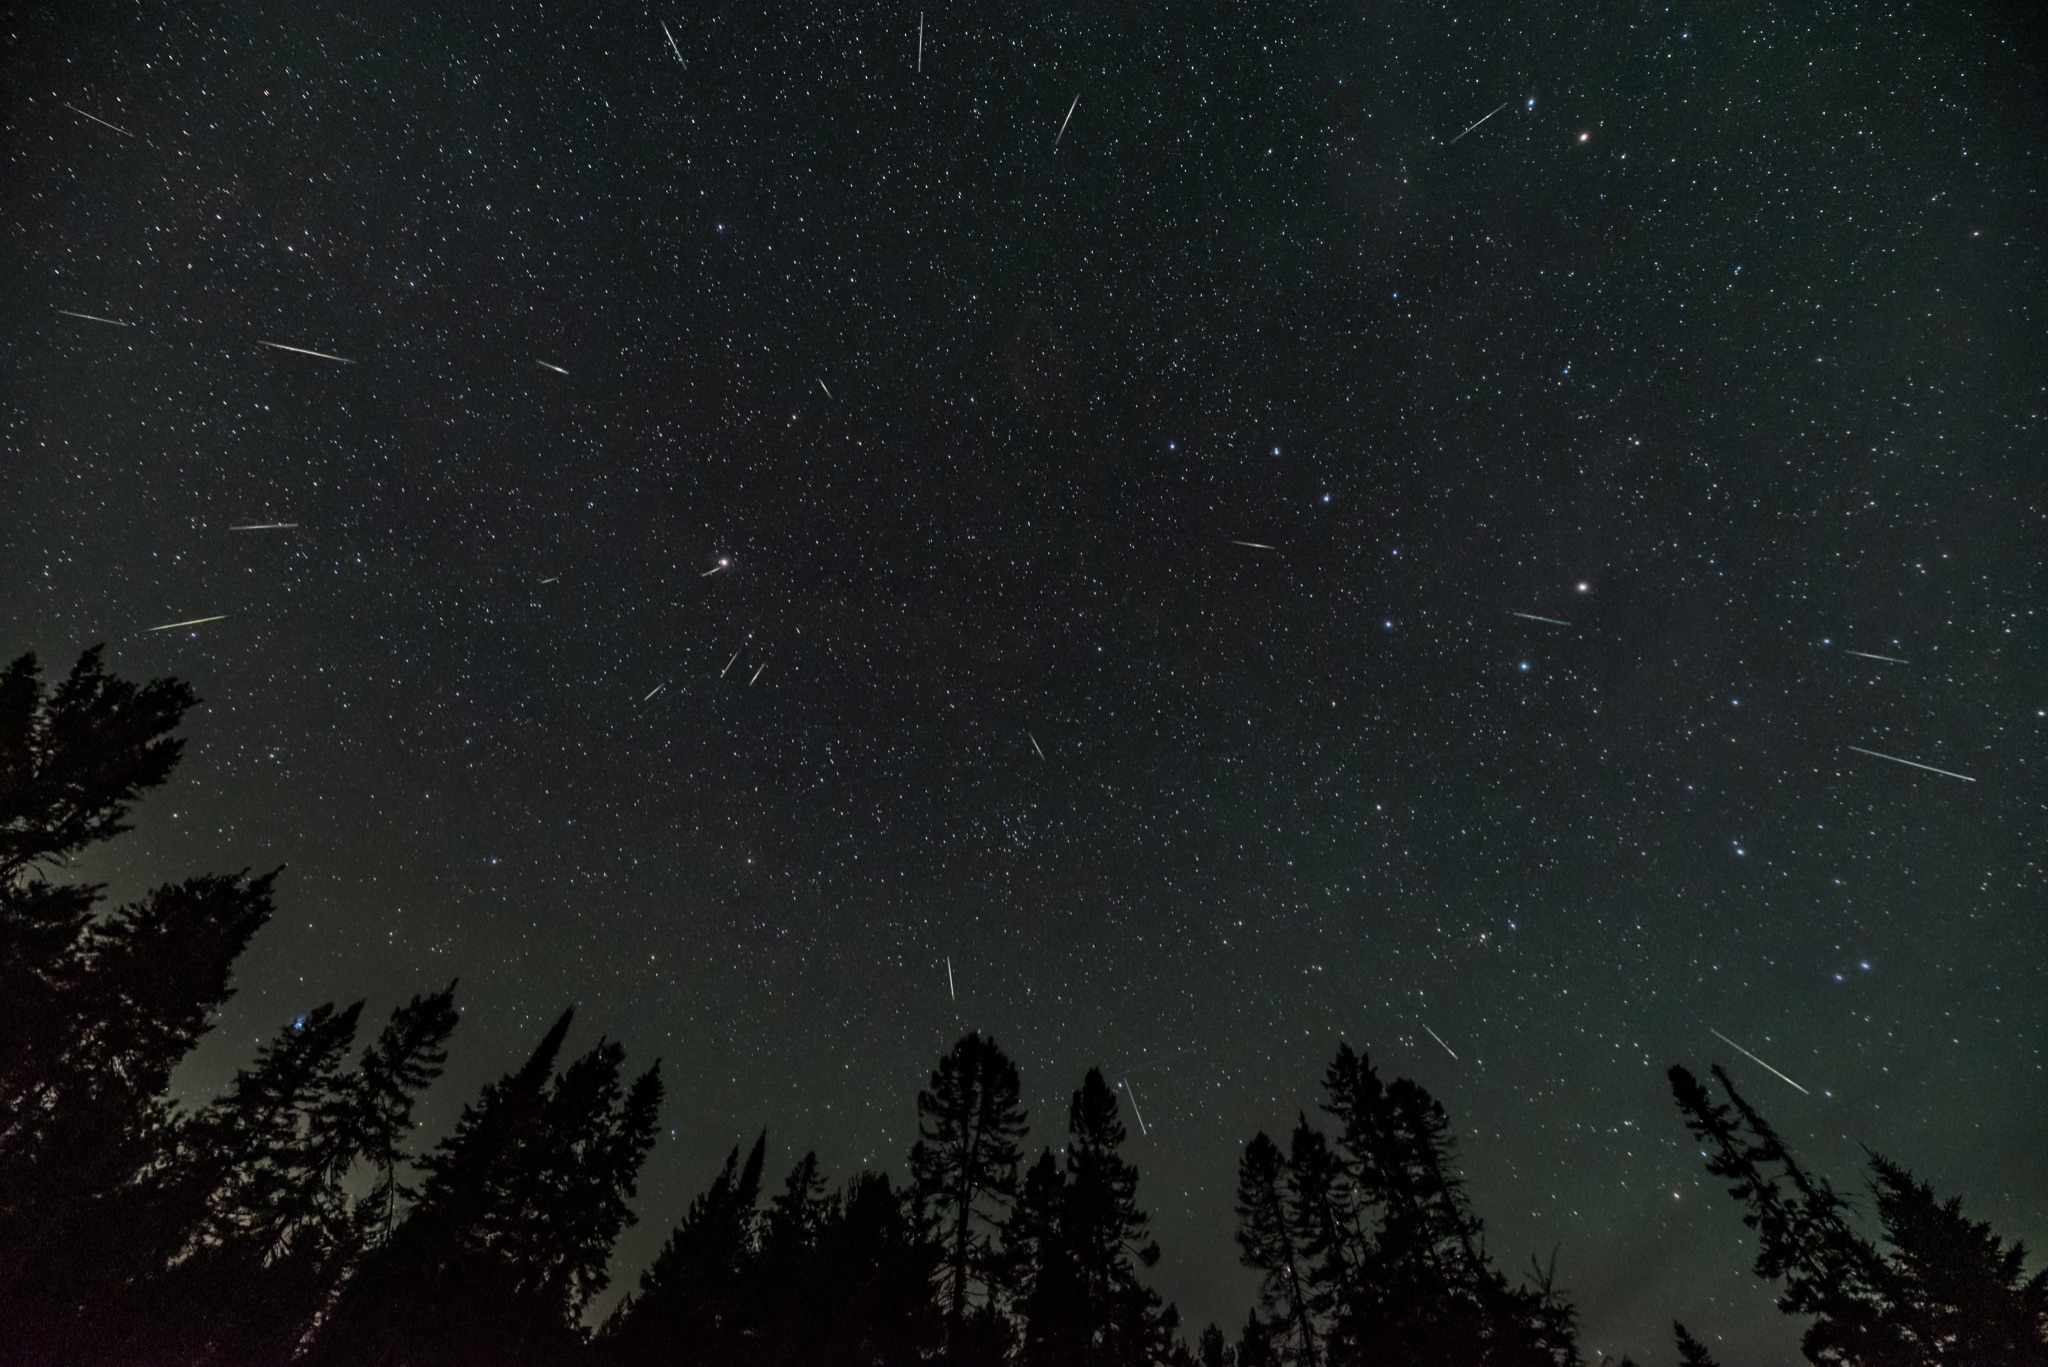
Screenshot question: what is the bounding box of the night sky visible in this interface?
[5,2,2043,1360]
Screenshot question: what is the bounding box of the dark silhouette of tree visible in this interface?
[909,1030,1028,1359]
[1233,1043,1580,1367]
[1195,1321,1235,1367]
[1237,1129,1319,1366]
[1014,1068,1179,1367]
[0,649,277,1360]
[602,1131,768,1365]
[312,1009,662,1366]
[1671,1063,2048,1366]
[1672,1321,1722,1366]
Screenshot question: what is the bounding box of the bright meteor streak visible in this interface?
[1709,1028,1810,1096]
[147,615,228,632]
[1846,745,1974,784]
[259,340,353,364]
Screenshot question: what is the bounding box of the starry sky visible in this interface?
[4,2,2043,1359]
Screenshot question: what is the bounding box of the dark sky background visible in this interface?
[4,2,2043,1360]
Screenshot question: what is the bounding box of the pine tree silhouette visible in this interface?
[1671,1063,2048,1366]
[313,1009,661,1366]
[1234,1043,1580,1367]
[1015,1068,1178,1367]
[0,649,277,1361]
[909,1030,1028,1359]
[601,1130,768,1365]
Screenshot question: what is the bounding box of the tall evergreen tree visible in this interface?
[0,649,278,1361]
[1016,1068,1177,1367]
[1234,1043,1580,1367]
[602,1131,768,1366]
[311,1009,662,1367]
[909,1031,1028,1356]
[1671,1063,2048,1366]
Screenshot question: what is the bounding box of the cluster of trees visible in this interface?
[2,647,2042,1366]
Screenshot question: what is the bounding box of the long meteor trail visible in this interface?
[259,340,353,363]
[1448,99,1511,145]
[946,956,955,1001]
[1054,94,1079,146]
[147,615,228,632]
[1511,611,1572,626]
[1846,745,1975,784]
[1843,650,1907,664]
[65,103,131,136]
[229,523,298,531]
[1709,1029,1810,1096]
[660,19,684,66]
[57,309,131,327]
[1422,1024,1459,1061]
[536,359,569,375]
[1122,1078,1149,1136]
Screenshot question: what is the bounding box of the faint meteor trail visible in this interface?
[1511,611,1572,626]
[64,103,131,136]
[1843,650,1907,664]
[147,615,227,632]
[1231,540,1275,550]
[1846,745,1974,784]
[946,956,955,1001]
[643,683,667,702]
[1029,732,1045,760]
[817,378,832,398]
[1054,94,1079,146]
[229,522,297,531]
[721,649,742,678]
[660,19,684,66]
[917,12,924,73]
[1122,1078,1149,1136]
[749,663,766,685]
[536,359,568,375]
[259,340,353,364]
[1422,1024,1459,1061]
[57,309,131,327]
[538,576,561,584]
[1709,1029,1810,1096]
[1447,98,1511,145]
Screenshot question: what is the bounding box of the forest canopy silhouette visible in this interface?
[2,647,2042,1366]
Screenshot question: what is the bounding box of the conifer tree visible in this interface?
[909,1030,1028,1354]
[1671,1063,2048,1366]
[311,1009,661,1366]
[0,649,277,1360]
[1235,1130,1318,1367]
[1016,1069,1178,1367]
[602,1131,768,1365]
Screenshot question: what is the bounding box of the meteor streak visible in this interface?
[64,103,131,136]
[1846,745,1974,784]
[57,309,131,327]
[1511,611,1572,626]
[1231,540,1275,550]
[818,378,832,398]
[643,683,668,702]
[229,523,297,531]
[946,956,955,1001]
[1448,99,1511,145]
[1843,650,1906,664]
[660,19,684,66]
[1054,94,1079,146]
[536,359,568,375]
[1709,1028,1810,1095]
[259,340,353,364]
[1029,732,1045,760]
[1121,1078,1149,1136]
[721,650,742,678]
[1422,1024,1459,1061]
[147,615,228,632]
[749,663,766,685]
